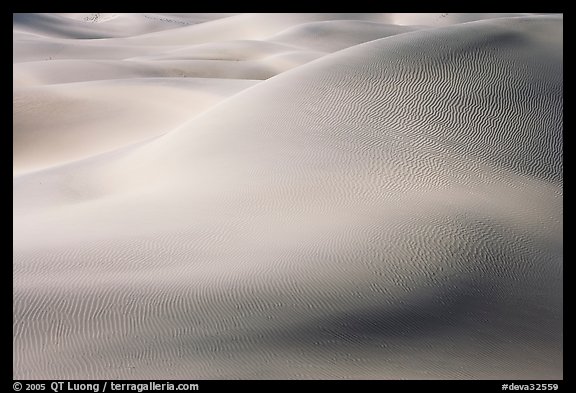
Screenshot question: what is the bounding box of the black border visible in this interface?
[10,7,566,389]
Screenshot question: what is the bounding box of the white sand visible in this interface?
[13,13,562,379]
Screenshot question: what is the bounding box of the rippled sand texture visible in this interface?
[13,13,562,379]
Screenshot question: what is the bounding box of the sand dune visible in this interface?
[13,13,234,39]
[268,20,423,52]
[13,78,257,174]
[13,57,312,87]
[13,13,562,379]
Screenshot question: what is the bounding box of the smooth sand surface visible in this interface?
[13,13,562,379]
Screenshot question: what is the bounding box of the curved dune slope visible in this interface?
[13,13,234,39]
[13,15,562,379]
[269,20,423,52]
[13,78,258,174]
